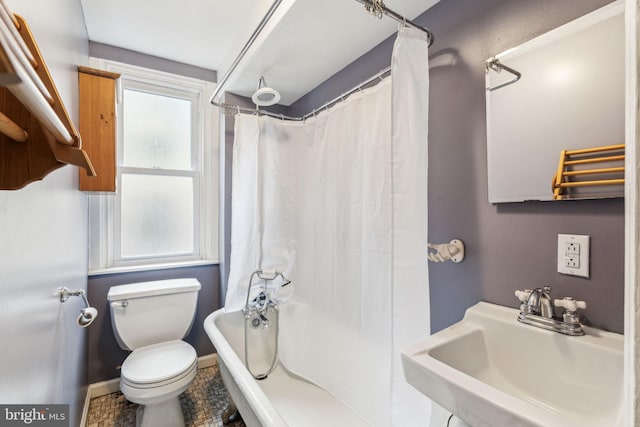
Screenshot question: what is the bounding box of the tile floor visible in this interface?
[86,362,246,427]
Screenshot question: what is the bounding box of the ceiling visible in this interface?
[80,0,439,106]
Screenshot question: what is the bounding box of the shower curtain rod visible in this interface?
[209,0,284,103]
[353,0,434,47]
[209,0,434,105]
[212,66,392,122]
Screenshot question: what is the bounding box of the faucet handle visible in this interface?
[554,297,587,313]
[515,289,532,303]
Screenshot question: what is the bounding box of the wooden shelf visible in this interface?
[0,12,95,190]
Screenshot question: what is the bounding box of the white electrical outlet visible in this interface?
[565,256,579,268]
[557,234,590,278]
[565,242,580,255]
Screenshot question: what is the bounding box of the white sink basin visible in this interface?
[401,302,623,427]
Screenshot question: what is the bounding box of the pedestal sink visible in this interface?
[401,302,623,427]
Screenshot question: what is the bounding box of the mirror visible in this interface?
[485,1,624,203]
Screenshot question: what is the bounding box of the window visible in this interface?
[88,59,218,273]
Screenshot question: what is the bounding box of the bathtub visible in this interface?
[204,308,369,427]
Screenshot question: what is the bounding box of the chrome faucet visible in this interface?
[523,286,554,318]
[514,286,586,336]
[242,269,290,329]
[247,291,272,328]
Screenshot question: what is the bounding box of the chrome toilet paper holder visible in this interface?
[58,287,98,327]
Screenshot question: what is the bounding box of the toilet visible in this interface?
[107,278,201,427]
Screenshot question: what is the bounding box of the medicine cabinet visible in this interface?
[485,1,624,203]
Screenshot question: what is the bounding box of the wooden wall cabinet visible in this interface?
[78,66,120,192]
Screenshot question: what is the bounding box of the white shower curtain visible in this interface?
[226,27,430,426]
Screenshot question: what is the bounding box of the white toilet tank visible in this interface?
[107,278,201,351]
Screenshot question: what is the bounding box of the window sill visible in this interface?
[88,259,219,277]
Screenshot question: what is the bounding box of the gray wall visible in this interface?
[89,42,217,82]
[289,0,623,334]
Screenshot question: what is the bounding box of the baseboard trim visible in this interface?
[79,378,120,427]
[79,353,217,427]
[197,353,217,369]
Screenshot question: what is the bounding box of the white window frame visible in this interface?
[88,58,218,274]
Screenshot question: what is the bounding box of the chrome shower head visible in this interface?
[252,76,281,107]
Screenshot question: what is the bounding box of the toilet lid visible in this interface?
[121,340,197,385]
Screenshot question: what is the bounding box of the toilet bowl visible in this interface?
[121,340,198,427]
[107,279,201,427]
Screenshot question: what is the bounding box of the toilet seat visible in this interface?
[121,340,197,389]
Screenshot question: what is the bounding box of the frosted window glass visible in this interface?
[123,89,192,170]
[121,174,194,258]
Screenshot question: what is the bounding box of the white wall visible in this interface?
[0,0,89,425]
